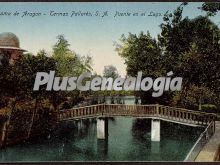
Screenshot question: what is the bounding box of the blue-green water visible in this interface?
[0,117,204,162]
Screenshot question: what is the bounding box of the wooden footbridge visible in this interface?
[0,103,217,160]
[59,104,217,127]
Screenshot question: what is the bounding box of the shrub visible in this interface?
[171,84,218,110]
[201,104,218,113]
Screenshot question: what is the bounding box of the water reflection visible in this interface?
[131,119,151,141]
[0,117,203,162]
[97,139,108,160]
[151,142,160,154]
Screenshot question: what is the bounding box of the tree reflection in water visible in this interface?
[131,118,151,141]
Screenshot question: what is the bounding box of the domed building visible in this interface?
[0,32,26,65]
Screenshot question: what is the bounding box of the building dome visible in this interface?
[0,32,26,51]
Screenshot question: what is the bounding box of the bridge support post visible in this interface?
[151,119,160,142]
[97,118,108,139]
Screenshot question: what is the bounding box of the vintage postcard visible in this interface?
[0,1,219,163]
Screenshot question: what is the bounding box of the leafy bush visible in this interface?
[171,84,218,110]
[201,104,218,113]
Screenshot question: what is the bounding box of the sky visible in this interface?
[1,2,220,76]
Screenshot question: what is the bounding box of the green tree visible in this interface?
[159,4,220,106]
[116,32,163,77]
[52,35,93,76]
[0,52,56,100]
[200,2,220,16]
[103,65,119,79]
[115,31,166,104]
[52,35,94,107]
[115,3,220,108]
[172,84,218,110]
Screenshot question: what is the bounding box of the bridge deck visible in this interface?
[59,104,217,127]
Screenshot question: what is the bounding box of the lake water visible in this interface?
[0,116,204,162]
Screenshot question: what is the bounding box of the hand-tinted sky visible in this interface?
[1,2,220,76]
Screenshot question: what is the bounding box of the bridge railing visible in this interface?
[59,104,105,120]
[184,120,215,161]
[103,104,157,117]
[59,104,216,126]
[158,105,216,126]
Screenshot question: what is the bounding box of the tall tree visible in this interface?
[52,35,93,76]
[115,3,220,108]
[158,3,220,108]
[159,4,220,91]
[115,32,163,77]
[103,65,119,79]
[200,2,220,16]
[115,31,166,104]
